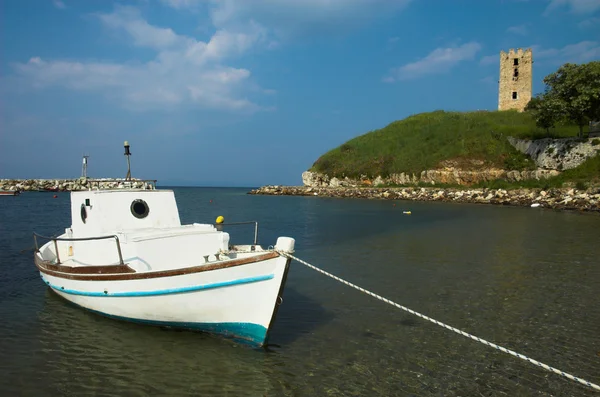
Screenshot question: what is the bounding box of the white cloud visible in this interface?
[479,41,598,68]
[506,24,528,35]
[53,0,66,9]
[384,42,482,82]
[161,0,412,39]
[579,16,600,28]
[479,54,498,66]
[478,41,598,68]
[210,0,411,24]
[160,0,202,9]
[97,7,185,51]
[544,0,600,15]
[15,1,414,111]
[12,5,272,112]
[532,41,600,64]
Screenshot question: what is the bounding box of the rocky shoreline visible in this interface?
[0,178,154,192]
[249,185,600,213]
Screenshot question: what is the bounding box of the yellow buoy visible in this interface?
[216,215,224,224]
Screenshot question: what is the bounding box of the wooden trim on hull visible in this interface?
[34,251,281,281]
[42,262,136,275]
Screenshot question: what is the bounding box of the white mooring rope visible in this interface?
[277,250,600,393]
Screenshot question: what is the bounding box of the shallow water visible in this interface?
[1,188,599,396]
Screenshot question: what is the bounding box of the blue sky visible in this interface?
[1,0,599,186]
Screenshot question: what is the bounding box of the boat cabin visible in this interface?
[50,188,231,271]
[71,189,181,236]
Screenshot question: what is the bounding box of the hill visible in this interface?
[310,110,583,180]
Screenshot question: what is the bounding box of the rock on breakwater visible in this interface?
[249,185,600,213]
[0,178,154,192]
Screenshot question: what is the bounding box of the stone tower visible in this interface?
[498,48,532,112]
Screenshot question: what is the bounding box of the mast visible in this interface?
[124,141,132,181]
[82,155,90,178]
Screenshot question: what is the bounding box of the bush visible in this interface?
[340,143,353,153]
[504,154,536,171]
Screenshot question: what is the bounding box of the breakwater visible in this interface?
[0,178,154,192]
[249,185,600,213]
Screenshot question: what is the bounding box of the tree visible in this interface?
[526,60,600,137]
[524,93,563,135]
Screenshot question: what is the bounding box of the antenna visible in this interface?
[124,141,132,181]
[82,154,90,178]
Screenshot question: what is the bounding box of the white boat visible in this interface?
[33,144,295,347]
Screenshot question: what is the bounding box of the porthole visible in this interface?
[130,199,149,219]
[80,204,87,224]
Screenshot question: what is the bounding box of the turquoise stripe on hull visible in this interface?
[41,274,274,297]
[65,300,269,346]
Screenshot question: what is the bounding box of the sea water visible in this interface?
[1,187,599,396]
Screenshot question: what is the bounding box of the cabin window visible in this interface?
[80,204,87,224]
[131,199,150,219]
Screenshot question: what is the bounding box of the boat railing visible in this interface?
[33,232,125,266]
[218,221,259,245]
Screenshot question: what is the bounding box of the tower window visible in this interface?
[512,92,518,100]
[513,68,519,77]
[514,58,519,66]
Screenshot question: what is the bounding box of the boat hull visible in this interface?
[37,253,291,346]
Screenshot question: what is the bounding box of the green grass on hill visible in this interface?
[310,110,581,179]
